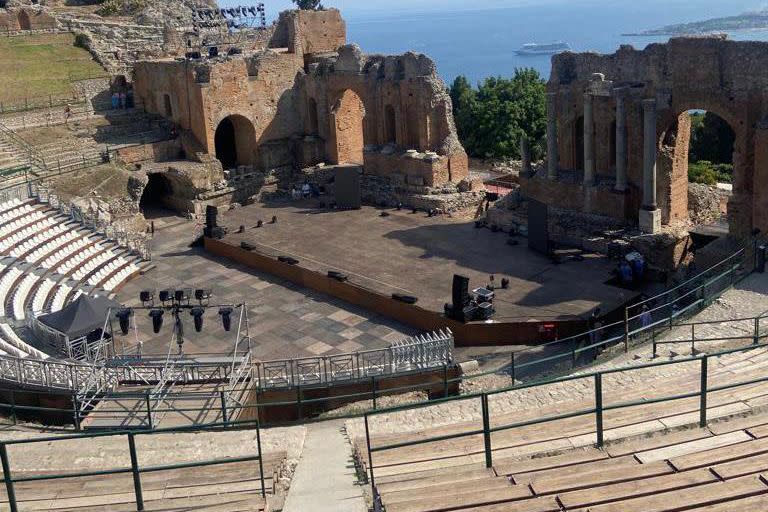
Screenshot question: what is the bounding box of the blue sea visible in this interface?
[343,0,768,85]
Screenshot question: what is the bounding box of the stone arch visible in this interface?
[139,173,174,213]
[214,114,257,170]
[658,106,738,228]
[384,104,397,144]
[17,10,30,30]
[331,89,365,165]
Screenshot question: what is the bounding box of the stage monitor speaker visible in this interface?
[452,274,470,309]
[334,166,362,209]
[528,198,549,255]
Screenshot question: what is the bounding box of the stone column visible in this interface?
[614,92,627,192]
[639,98,661,233]
[583,93,595,185]
[546,92,558,179]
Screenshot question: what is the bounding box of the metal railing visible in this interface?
[0,418,267,512]
[362,331,768,504]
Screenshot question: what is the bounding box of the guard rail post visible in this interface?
[128,433,144,510]
[371,376,377,410]
[145,391,153,429]
[0,443,17,512]
[481,393,492,468]
[755,317,760,345]
[699,355,709,428]
[624,307,630,353]
[364,414,375,494]
[595,373,604,448]
[510,352,516,383]
[220,390,228,424]
[256,420,266,498]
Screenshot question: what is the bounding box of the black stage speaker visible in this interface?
[528,198,549,255]
[335,166,362,209]
[452,274,470,309]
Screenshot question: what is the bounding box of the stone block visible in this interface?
[639,208,662,234]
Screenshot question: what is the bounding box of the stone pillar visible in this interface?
[614,93,627,192]
[639,98,661,233]
[583,93,595,185]
[546,92,558,179]
[520,135,531,174]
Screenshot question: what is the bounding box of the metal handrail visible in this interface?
[0,418,267,512]
[362,337,768,500]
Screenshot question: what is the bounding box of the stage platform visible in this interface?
[207,200,643,345]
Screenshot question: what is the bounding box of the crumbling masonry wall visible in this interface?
[529,36,768,237]
[133,8,468,189]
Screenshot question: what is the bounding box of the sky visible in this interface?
[246,0,766,18]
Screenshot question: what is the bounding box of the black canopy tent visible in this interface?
[37,294,121,342]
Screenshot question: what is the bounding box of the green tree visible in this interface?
[292,0,323,10]
[689,112,734,164]
[449,69,546,160]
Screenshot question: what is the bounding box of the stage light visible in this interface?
[139,290,153,304]
[190,307,205,333]
[159,289,174,303]
[194,289,212,302]
[116,308,133,335]
[175,289,191,304]
[149,309,164,334]
[219,306,233,331]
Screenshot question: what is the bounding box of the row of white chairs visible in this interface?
[103,263,140,292]
[87,258,135,288]
[0,217,58,253]
[0,267,23,313]
[27,230,83,266]
[0,198,23,216]
[71,249,124,281]
[41,236,94,271]
[0,209,46,237]
[11,273,39,321]
[9,222,68,259]
[31,278,56,314]
[58,244,107,277]
[0,323,47,359]
[50,283,73,312]
[0,203,34,227]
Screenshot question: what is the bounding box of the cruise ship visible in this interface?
[515,42,571,55]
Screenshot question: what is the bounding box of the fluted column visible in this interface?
[642,98,657,209]
[614,92,627,192]
[546,92,558,179]
[583,93,595,185]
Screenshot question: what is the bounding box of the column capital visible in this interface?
[583,92,594,103]
[642,98,657,110]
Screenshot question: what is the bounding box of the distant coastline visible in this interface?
[623,11,768,36]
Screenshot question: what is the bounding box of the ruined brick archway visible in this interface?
[214,115,257,170]
[531,37,768,237]
[331,89,365,165]
[17,10,30,30]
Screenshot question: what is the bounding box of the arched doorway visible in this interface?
[307,98,319,135]
[139,173,173,215]
[332,90,365,165]
[214,115,256,170]
[659,109,735,230]
[17,10,30,30]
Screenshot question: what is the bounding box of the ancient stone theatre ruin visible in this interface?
[525,35,768,238]
[132,9,469,213]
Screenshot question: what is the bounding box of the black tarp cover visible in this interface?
[37,294,120,339]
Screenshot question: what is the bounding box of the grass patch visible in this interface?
[45,163,131,202]
[0,33,107,105]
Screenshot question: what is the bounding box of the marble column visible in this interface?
[583,93,595,185]
[642,99,657,209]
[640,98,661,232]
[546,92,558,179]
[614,93,627,192]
